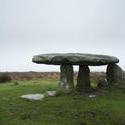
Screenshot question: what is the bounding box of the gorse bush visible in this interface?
[0,74,11,83]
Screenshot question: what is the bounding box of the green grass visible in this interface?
[0,78,125,125]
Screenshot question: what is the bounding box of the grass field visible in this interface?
[0,78,125,125]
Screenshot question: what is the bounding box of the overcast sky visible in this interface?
[0,0,125,72]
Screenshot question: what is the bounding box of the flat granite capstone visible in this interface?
[32,53,119,66]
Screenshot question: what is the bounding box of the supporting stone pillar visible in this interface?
[59,64,74,93]
[106,63,125,88]
[76,65,90,91]
[106,64,114,86]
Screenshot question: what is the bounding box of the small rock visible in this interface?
[46,91,56,96]
[21,94,44,100]
[89,95,96,98]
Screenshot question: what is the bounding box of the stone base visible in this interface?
[59,64,74,93]
[76,65,90,91]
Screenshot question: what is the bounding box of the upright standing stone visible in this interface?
[106,64,114,86]
[59,64,74,93]
[76,65,90,91]
[106,64,125,88]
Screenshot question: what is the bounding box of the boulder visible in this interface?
[97,78,108,88]
[106,64,125,88]
[32,53,119,66]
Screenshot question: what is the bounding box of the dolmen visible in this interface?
[32,53,125,93]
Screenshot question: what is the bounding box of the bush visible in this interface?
[0,74,11,83]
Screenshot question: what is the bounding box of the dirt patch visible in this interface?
[75,87,108,97]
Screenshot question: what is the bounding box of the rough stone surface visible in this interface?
[21,94,44,100]
[59,64,74,93]
[106,64,125,88]
[89,95,96,98]
[32,53,119,66]
[46,91,56,96]
[76,65,90,91]
[97,78,108,88]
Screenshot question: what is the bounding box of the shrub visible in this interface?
[0,74,11,83]
[13,81,19,85]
